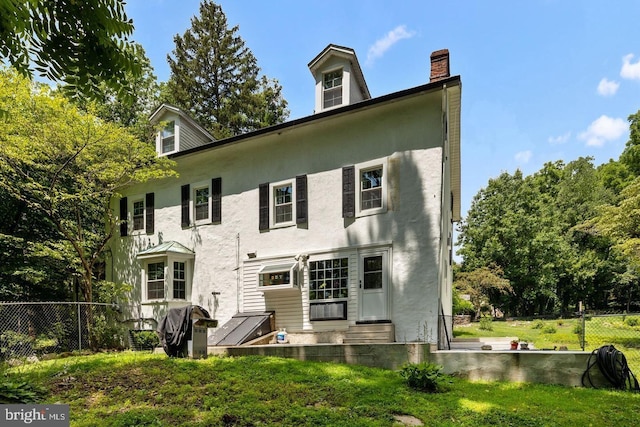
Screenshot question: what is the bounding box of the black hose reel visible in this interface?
[582,345,640,391]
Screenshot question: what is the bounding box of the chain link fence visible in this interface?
[0,302,158,361]
[579,311,640,376]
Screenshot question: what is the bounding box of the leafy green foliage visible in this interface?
[0,0,141,102]
[0,380,46,404]
[0,70,176,307]
[452,288,474,315]
[454,264,512,317]
[130,331,160,351]
[399,362,450,393]
[479,316,493,331]
[458,156,630,316]
[166,1,289,138]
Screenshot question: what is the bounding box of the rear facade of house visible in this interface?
[108,45,461,347]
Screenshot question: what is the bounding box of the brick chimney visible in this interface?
[430,49,450,82]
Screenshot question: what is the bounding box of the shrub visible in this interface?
[531,320,544,329]
[479,316,493,331]
[453,291,474,315]
[573,323,583,335]
[542,325,557,334]
[625,317,639,327]
[130,330,160,351]
[399,362,450,393]
[0,380,46,403]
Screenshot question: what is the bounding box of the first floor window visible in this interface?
[133,200,145,230]
[361,167,383,210]
[195,187,209,221]
[274,184,292,224]
[309,258,349,301]
[147,262,165,299]
[173,261,186,299]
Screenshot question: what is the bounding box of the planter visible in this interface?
[520,342,529,350]
[510,342,518,350]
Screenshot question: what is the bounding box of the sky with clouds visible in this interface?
[126,0,640,228]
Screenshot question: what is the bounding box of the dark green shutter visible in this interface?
[259,183,269,231]
[145,192,154,234]
[119,197,128,236]
[342,166,355,218]
[212,177,222,223]
[296,175,307,224]
[181,184,190,227]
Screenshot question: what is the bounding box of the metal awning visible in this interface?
[136,241,195,259]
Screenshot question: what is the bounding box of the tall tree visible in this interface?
[0,0,141,101]
[73,44,161,142]
[166,1,288,139]
[0,69,176,304]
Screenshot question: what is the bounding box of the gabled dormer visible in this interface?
[308,44,370,113]
[149,104,215,156]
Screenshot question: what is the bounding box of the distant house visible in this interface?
[109,45,461,348]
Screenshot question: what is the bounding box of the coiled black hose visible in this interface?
[582,345,640,391]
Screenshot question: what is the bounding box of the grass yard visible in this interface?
[454,316,640,375]
[5,352,640,426]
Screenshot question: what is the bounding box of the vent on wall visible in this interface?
[310,301,347,321]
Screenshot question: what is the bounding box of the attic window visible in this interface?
[323,70,343,108]
[161,121,175,153]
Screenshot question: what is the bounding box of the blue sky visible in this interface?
[125,0,640,225]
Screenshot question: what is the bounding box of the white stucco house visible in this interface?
[109,45,461,348]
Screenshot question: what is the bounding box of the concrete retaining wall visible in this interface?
[206,343,602,387]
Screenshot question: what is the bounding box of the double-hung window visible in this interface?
[195,186,210,221]
[147,262,165,300]
[323,69,343,109]
[274,184,293,224]
[161,121,175,154]
[360,167,383,210]
[173,261,186,299]
[132,200,145,231]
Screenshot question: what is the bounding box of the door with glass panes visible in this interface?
[358,250,389,321]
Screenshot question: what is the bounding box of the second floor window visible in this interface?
[274,184,293,224]
[195,187,209,221]
[361,167,383,210]
[132,200,145,231]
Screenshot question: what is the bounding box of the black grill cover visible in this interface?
[156,305,210,357]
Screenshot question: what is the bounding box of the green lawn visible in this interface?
[454,316,640,375]
[6,352,640,426]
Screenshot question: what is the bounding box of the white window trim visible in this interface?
[141,256,193,303]
[355,158,388,217]
[157,118,180,156]
[270,179,295,229]
[257,262,300,292]
[129,195,146,235]
[322,67,344,110]
[191,180,211,226]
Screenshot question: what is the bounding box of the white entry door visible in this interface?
[358,250,389,321]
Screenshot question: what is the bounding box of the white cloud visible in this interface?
[366,25,416,65]
[621,53,640,80]
[597,78,619,96]
[514,150,532,164]
[578,115,627,147]
[548,132,571,145]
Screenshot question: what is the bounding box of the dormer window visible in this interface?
[161,121,175,154]
[323,69,343,109]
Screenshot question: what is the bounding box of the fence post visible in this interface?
[77,303,82,351]
[579,301,585,351]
